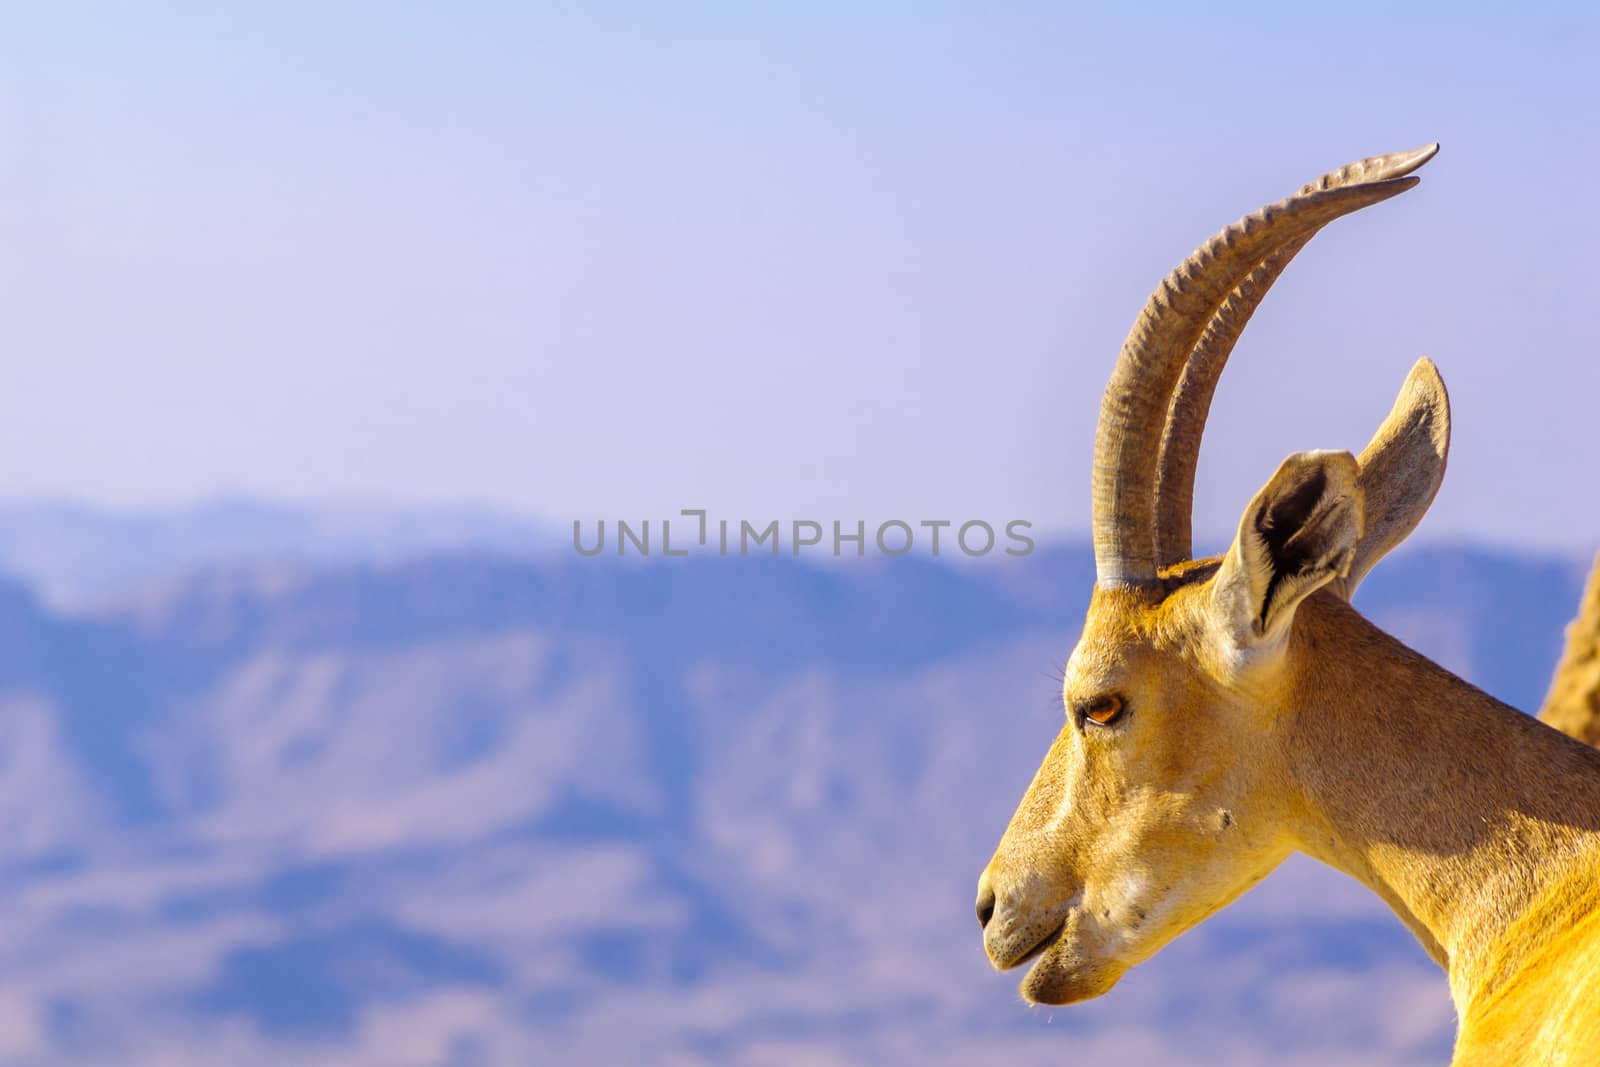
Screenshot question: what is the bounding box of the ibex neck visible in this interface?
[1279,594,1600,1012]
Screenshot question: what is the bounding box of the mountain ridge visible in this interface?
[0,539,1585,1063]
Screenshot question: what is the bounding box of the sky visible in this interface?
[1,2,1597,551]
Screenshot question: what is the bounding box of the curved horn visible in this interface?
[1093,176,1421,586]
[1151,144,1440,568]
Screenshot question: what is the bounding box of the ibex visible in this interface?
[976,145,1600,1065]
[1542,553,1600,746]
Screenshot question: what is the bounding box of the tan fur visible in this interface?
[982,569,1600,1064]
[977,149,1600,1065]
[1541,553,1600,746]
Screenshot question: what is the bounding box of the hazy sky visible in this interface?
[1,3,1597,550]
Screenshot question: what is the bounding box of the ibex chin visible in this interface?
[976,145,1600,1065]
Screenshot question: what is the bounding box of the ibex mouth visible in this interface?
[1010,920,1066,970]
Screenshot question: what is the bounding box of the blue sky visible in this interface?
[1,2,1596,549]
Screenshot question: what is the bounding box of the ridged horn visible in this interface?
[1091,149,1433,587]
[1151,144,1440,568]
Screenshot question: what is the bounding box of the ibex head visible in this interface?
[977,146,1451,1005]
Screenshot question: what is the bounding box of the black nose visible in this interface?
[976,884,996,929]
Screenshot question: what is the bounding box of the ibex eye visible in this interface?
[1083,694,1126,727]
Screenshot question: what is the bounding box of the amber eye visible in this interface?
[1083,694,1126,727]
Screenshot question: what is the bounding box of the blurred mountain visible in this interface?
[0,539,1587,1064]
[0,499,557,611]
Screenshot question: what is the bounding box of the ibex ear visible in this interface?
[1215,450,1364,644]
[1331,358,1450,600]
